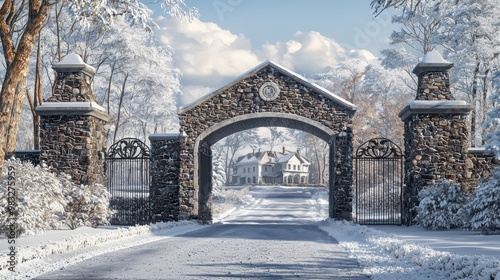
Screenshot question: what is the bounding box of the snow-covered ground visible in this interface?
[1,186,499,279]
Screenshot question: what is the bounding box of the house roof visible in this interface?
[277,151,311,165]
[234,149,310,166]
[179,60,357,114]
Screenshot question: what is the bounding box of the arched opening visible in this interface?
[293,174,300,184]
[193,112,341,223]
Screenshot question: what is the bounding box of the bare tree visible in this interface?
[0,0,51,172]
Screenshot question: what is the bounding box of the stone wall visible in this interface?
[36,53,110,187]
[415,71,454,101]
[5,151,40,166]
[47,71,96,102]
[149,135,183,222]
[330,134,354,220]
[39,115,108,186]
[177,62,356,222]
[464,151,498,190]
[403,113,470,189]
[399,51,476,224]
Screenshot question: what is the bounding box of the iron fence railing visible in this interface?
[354,138,403,225]
[106,138,151,225]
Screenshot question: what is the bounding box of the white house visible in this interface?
[231,147,311,185]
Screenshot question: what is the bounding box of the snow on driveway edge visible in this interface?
[0,221,200,273]
[319,220,500,280]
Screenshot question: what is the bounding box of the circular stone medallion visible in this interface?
[259,82,280,101]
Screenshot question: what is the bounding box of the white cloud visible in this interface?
[155,16,260,103]
[257,31,347,75]
[155,18,376,106]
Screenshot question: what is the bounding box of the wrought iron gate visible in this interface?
[106,138,151,225]
[354,138,403,225]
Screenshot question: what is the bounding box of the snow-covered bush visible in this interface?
[63,178,112,229]
[0,159,65,236]
[0,159,113,235]
[483,70,500,159]
[212,151,227,199]
[213,187,250,214]
[414,180,469,230]
[465,168,500,235]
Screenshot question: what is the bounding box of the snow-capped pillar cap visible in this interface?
[412,50,453,76]
[52,52,96,76]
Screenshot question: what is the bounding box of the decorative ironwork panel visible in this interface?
[356,138,402,159]
[106,138,151,225]
[108,138,150,159]
[354,138,403,225]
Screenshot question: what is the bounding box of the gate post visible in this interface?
[330,131,354,220]
[399,50,472,224]
[36,53,111,186]
[149,133,183,222]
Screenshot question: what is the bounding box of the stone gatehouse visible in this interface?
[149,61,357,224]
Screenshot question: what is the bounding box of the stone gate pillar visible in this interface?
[329,131,354,220]
[399,50,472,224]
[36,53,111,186]
[149,133,185,222]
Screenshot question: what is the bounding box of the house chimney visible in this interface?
[297,148,300,155]
[282,146,286,154]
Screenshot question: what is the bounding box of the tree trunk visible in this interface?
[106,61,116,114]
[113,73,129,144]
[34,35,43,150]
[469,60,480,147]
[0,0,50,173]
[481,68,490,145]
[224,144,231,185]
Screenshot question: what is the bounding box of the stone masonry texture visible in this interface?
[401,62,497,224]
[39,67,109,186]
[164,63,356,223]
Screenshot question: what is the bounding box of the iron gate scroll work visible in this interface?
[106,138,151,225]
[354,138,403,225]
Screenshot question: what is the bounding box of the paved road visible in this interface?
[37,187,369,279]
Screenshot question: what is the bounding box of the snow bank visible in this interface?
[320,220,500,280]
[0,221,198,273]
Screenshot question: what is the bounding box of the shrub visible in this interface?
[213,187,250,214]
[0,159,113,236]
[63,178,113,229]
[415,180,469,230]
[465,168,500,234]
[0,159,65,236]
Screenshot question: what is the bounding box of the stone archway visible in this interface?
[149,61,356,224]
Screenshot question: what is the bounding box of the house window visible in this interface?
[264,166,268,172]
[247,177,251,183]
[293,165,296,170]
[253,176,256,183]
[288,164,291,170]
[253,166,256,172]
[248,167,251,173]
[243,168,245,173]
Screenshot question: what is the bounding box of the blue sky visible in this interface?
[184,0,395,55]
[152,1,398,106]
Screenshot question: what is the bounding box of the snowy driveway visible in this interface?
[36,187,369,279]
